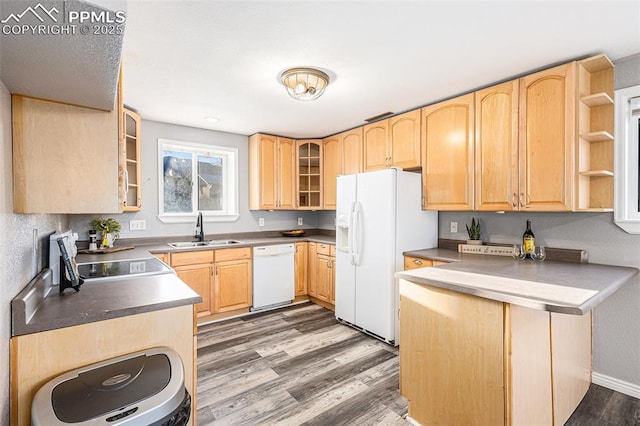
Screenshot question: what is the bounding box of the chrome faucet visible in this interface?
[195,212,205,241]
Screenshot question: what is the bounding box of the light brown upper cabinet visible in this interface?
[475,80,520,211]
[297,139,323,209]
[422,93,475,210]
[575,54,615,211]
[323,127,363,209]
[121,107,142,211]
[363,110,421,172]
[249,133,295,210]
[12,95,121,214]
[323,135,341,210]
[518,63,575,211]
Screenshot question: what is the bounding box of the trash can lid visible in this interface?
[51,353,171,423]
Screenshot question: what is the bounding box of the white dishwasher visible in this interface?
[252,244,295,311]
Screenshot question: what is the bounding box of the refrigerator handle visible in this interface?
[352,202,363,266]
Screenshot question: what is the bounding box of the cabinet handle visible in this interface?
[511,193,517,208]
[412,259,423,265]
[519,192,525,208]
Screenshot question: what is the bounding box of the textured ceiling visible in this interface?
[3,1,639,135]
[121,1,640,138]
[0,0,125,110]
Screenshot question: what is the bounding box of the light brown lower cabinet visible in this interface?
[213,248,252,313]
[399,279,591,426]
[10,306,196,426]
[403,256,448,270]
[295,242,308,295]
[171,248,252,320]
[303,242,336,306]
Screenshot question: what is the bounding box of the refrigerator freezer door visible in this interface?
[354,169,397,341]
[335,174,357,324]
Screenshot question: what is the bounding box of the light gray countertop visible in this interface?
[397,248,638,314]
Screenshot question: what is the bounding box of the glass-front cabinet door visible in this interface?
[297,139,323,209]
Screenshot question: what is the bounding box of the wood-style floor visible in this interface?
[196,303,406,425]
[196,302,640,426]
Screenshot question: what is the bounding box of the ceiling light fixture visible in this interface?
[279,67,330,101]
[204,116,220,123]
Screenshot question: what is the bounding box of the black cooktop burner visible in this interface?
[77,258,172,281]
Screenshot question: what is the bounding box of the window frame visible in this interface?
[157,138,239,223]
[614,85,640,233]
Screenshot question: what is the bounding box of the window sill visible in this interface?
[157,214,240,224]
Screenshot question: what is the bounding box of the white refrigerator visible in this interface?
[335,168,438,345]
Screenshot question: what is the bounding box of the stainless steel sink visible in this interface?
[167,241,211,248]
[206,239,243,246]
[167,240,243,249]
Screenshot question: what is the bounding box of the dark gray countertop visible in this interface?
[76,234,335,263]
[12,269,201,336]
[397,248,638,314]
[14,235,335,336]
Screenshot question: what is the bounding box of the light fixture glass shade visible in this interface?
[280,67,330,101]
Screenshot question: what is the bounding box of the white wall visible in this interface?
[69,120,319,239]
[0,83,68,423]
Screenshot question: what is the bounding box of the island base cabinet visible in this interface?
[399,279,505,426]
[399,279,592,426]
[10,306,196,426]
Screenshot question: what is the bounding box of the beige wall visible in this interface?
[0,82,67,423]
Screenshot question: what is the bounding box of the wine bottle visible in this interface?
[522,219,535,259]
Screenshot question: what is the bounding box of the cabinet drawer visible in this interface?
[404,256,433,270]
[215,247,251,262]
[317,243,332,255]
[170,250,214,267]
[330,245,336,257]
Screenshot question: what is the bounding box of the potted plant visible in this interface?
[466,217,482,245]
[91,217,121,248]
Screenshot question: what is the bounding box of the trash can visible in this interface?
[31,347,191,425]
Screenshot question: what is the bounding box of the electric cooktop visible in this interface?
[77,257,173,281]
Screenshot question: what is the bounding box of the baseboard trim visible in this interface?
[592,372,640,399]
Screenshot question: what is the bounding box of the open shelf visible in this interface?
[580,92,613,107]
[575,54,614,211]
[579,170,614,177]
[580,131,613,143]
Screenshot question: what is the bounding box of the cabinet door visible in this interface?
[390,110,421,169]
[421,93,475,210]
[249,134,278,210]
[278,137,296,209]
[175,265,213,317]
[121,108,142,211]
[475,81,519,211]
[307,243,317,297]
[315,254,331,302]
[214,259,252,313]
[297,140,323,209]
[341,128,363,175]
[295,242,308,296]
[329,256,335,304]
[363,120,390,171]
[12,96,120,213]
[519,63,575,211]
[323,135,341,210]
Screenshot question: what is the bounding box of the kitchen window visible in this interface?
[158,139,239,223]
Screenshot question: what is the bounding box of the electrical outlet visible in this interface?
[259,218,265,227]
[297,217,303,226]
[450,221,458,233]
[129,220,146,231]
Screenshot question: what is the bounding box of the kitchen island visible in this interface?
[395,253,638,426]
